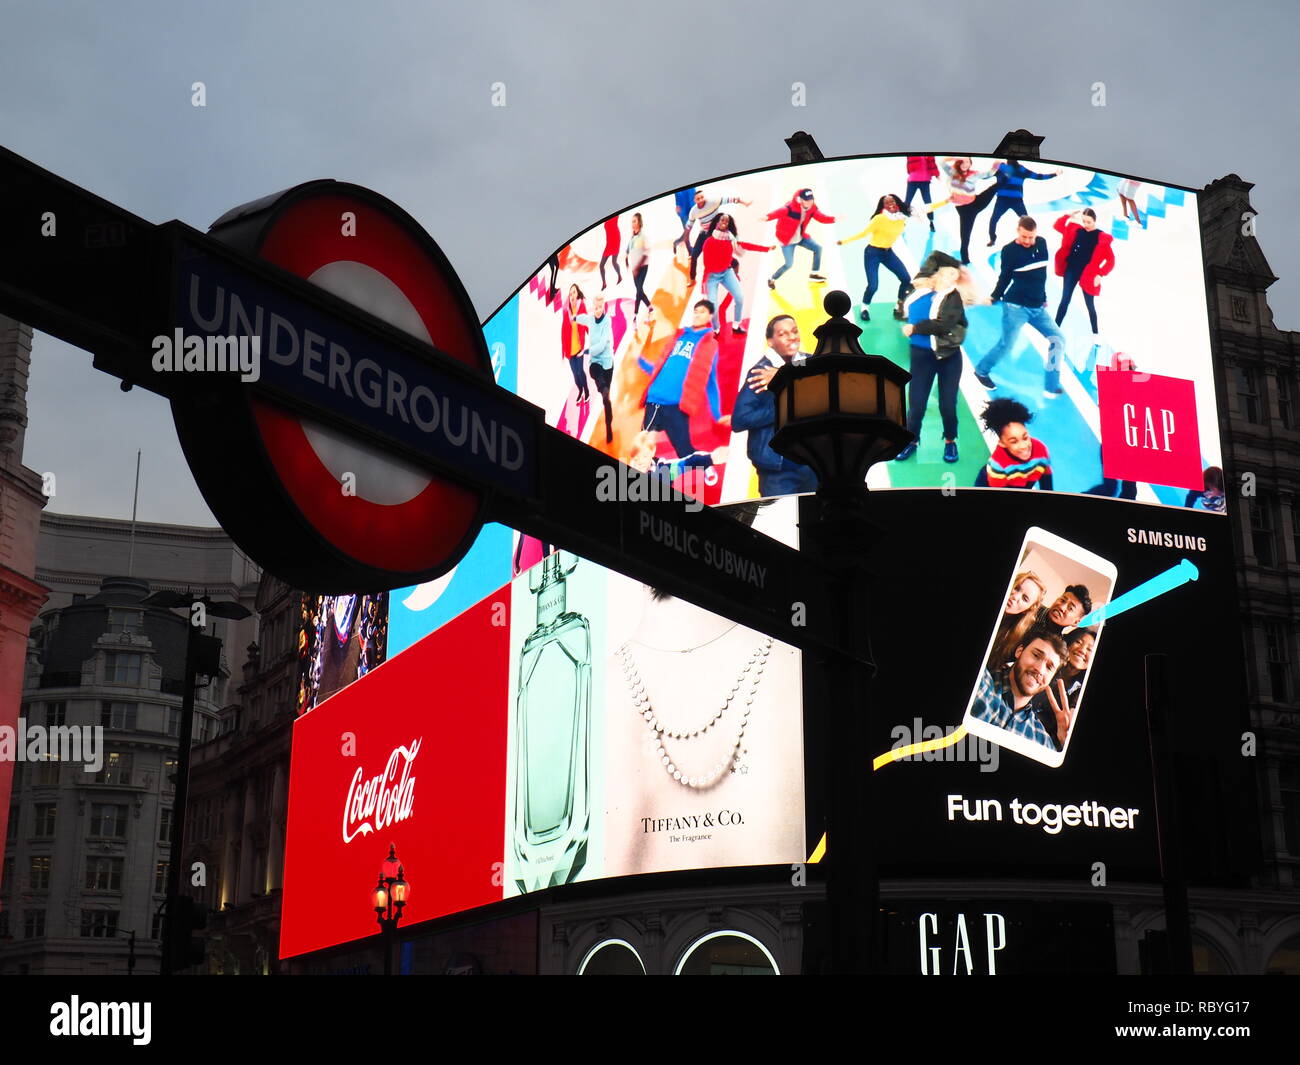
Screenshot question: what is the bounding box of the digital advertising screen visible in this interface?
[849,489,1255,883]
[484,154,1222,541]
[281,499,806,959]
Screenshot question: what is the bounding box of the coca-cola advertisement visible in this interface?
[280,594,509,959]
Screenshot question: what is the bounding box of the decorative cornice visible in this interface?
[0,564,49,619]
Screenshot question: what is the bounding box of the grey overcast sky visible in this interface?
[4,0,1298,526]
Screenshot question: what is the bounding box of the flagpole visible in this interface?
[126,449,141,576]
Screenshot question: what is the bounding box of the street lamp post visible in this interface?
[768,290,912,975]
[372,844,409,976]
[141,589,251,976]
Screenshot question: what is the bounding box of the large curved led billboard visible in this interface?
[485,154,1222,544]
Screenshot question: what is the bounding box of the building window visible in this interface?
[29,856,51,892]
[42,702,67,728]
[1264,621,1291,703]
[80,910,119,938]
[675,931,780,975]
[88,803,127,839]
[85,857,123,892]
[101,701,137,731]
[33,803,57,837]
[164,707,181,737]
[159,808,174,846]
[162,758,178,794]
[1292,500,1300,565]
[578,940,647,975]
[1230,294,1249,322]
[2,855,12,888]
[34,760,59,786]
[1250,497,1277,568]
[1279,371,1298,430]
[150,911,165,941]
[5,808,16,842]
[1236,365,1262,424]
[1282,765,1300,858]
[154,861,169,895]
[23,910,46,938]
[106,653,142,686]
[107,609,142,636]
[94,752,133,786]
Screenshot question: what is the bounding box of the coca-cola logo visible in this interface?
[342,739,421,844]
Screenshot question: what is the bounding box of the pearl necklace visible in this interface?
[617,636,772,789]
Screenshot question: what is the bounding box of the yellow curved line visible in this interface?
[874,725,968,770]
[806,727,969,863]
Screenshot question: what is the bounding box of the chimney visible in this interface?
[992,129,1044,160]
[786,131,825,164]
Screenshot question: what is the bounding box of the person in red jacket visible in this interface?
[1053,209,1114,335]
[904,156,940,232]
[766,188,836,288]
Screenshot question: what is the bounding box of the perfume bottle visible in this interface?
[513,551,591,892]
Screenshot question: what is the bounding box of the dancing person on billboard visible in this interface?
[625,212,651,320]
[600,215,623,289]
[1116,177,1145,228]
[895,251,969,464]
[1053,209,1114,335]
[700,214,751,336]
[545,250,561,303]
[940,157,999,265]
[574,294,616,444]
[974,397,1053,489]
[972,630,1068,750]
[987,159,1061,246]
[560,284,590,403]
[904,156,940,231]
[838,194,920,322]
[675,189,752,284]
[974,216,1070,397]
[766,188,836,288]
[731,314,818,497]
[988,570,1048,671]
[638,300,725,459]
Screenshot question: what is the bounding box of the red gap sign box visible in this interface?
[1097,370,1203,492]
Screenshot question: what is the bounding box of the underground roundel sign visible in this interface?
[169,182,491,591]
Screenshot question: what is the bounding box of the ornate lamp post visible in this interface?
[768,290,912,974]
[373,844,409,976]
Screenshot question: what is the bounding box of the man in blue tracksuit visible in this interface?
[731,314,818,497]
[974,216,1069,397]
[987,160,1060,246]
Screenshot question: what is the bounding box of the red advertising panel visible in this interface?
[280,594,510,959]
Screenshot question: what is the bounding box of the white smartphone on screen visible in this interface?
[961,527,1118,768]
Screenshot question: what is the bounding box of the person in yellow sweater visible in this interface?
[839,193,943,321]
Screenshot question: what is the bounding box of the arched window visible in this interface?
[1192,936,1232,975]
[675,931,778,975]
[578,939,645,975]
[1265,933,1300,975]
